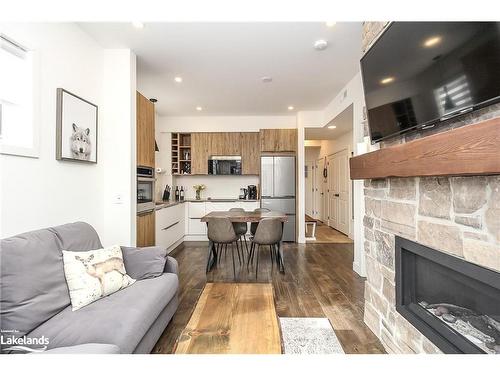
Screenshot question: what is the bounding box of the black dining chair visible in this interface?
[248,217,283,278]
[207,217,240,277]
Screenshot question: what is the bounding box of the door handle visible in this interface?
[334,193,340,197]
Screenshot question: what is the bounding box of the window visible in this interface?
[0,34,39,157]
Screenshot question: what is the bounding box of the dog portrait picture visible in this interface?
[56,88,98,163]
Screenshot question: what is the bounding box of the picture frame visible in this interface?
[56,88,98,163]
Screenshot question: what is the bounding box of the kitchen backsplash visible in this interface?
[157,175,259,201]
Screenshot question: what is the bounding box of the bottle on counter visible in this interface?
[175,186,180,201]
[180,186,185,201]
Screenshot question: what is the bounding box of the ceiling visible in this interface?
[305,104,353,140]
[79,22,362,116]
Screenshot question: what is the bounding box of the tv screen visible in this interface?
[361,22,500,144]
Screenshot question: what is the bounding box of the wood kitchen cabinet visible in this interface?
[191,132,209,174]
[136,92,155,167]
[260,129,297,153]
[208,132,240,156]
[137,210,155,247]
[240,132,260,175]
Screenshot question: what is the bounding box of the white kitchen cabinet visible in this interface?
[155,203,185,252]
[186,201,207,238]
[188,201,206,219]
[205,201,238,212]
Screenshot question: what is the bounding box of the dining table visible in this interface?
[201,210,288,273]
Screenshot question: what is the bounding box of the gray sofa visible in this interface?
[0,222,179,354]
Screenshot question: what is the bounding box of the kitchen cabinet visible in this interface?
[136,92,155,167]
[240,132,260,175]
[260,128,297,153]
[187,202,207,237]
[155,204,185,252]
[191,133,209,175]
[208,132,240,156]
[137,210,155,247]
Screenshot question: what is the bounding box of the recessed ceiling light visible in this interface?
[132,21,144,29]
[423,36,442,48]
[326,22,336,28]
[288,106,294,110]
[261,76,273,83]
[328,125,337,129]
[314,39,329,51]
[174,76,183,83]
[196,106,202,111]
[380,77,395,85]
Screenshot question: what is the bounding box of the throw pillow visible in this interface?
[62,245,135,310]
[121,246,167,280]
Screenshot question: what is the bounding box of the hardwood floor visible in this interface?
[175,283,281,354]
[306,219,353,244]
[152,241,385,354]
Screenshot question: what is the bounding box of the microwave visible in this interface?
[208,156,242,175]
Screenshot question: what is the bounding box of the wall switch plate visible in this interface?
[113,194,123,204]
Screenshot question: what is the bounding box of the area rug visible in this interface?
[279,317,345,354]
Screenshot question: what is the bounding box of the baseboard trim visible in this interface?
[353,261,365,277]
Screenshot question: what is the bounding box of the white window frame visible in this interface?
[0,34,40,158]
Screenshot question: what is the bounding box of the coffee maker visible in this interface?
[247,185,257,200]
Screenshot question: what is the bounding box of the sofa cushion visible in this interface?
[49,222,103,252]
[0,222,104,348]
[121,246,167,280]
[62,246,136,311]
[26,273,179,354]
[0,228,70,344]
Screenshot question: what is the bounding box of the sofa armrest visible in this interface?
[164,256,178,275]
[121,246,168,280]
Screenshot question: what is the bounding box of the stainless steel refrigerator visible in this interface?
[260,156,296,241]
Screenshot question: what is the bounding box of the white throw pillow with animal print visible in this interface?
[62,245,135,311]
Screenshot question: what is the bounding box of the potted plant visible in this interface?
[193,184,206,200]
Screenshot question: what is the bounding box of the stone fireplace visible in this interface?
[361,21,500,355]
[395,236,500,353]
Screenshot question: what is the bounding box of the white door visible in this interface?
[305,162,314,217]
[326,149,350,235]
[317,158,327,222]
[327,155,338,229]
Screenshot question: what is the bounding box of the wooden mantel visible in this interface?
[350,117,500,180]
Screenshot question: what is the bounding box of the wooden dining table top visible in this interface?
[200,210,288,223]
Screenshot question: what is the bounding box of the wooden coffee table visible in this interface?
[174,283,282,354]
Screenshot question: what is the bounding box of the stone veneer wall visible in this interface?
[361,22,500,354]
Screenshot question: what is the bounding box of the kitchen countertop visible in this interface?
[155,198,259,210]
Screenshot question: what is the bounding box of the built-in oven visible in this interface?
[208,156,242,175]
[137,166,155,214]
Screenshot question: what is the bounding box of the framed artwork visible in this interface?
[56,88,98,163]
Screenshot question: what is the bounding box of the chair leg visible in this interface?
[255,244,260,279]
[231,243,236,278]
[243,235,249,255]
[247,242,254,270]
[235,240,242,265]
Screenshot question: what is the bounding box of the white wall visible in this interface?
[297,72,367,275]
[173,175,259,200]
[100,49,137,246]
[157,115,296,133]
[316,130,353,159]
[0,24,136,246]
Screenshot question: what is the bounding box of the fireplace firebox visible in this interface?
[395,236,500,354]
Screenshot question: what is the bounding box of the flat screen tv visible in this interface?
[361,22,500,144]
